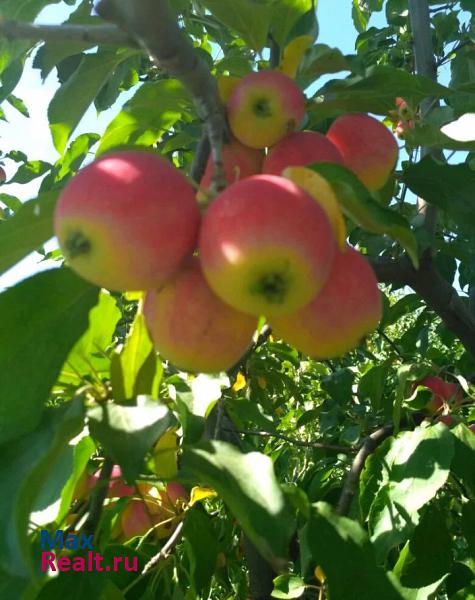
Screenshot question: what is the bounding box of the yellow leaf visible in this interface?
[124,291,145,301]
[153,429,179,479]
[283,166,347,251]
[190,486,218,505]
[279,35,314,79]
[314,565,326,583]
[232,371,247,391]
[217,75,241,104]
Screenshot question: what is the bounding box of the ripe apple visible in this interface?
[54,151,200,292]
[227,70,305,149]
[119,482,188,540]
[282,166,347,251]
[271,245,382,359]
[144,257,257,373]
[199,174,336,317]
[415,375,463,415]
[469,423,475,434]
[0,166,6,184]
[326,113,398,191]
[198,137,263,200]
[88,464,135,498]
[263,131,343,176]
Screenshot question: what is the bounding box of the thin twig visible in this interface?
[225,428,355,454]
[141,520,184,574]
[337,424,394,516]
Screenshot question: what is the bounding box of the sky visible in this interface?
[0,1,471,291]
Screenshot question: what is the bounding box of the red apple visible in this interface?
[144,257,257,373]
[198,138,263,200]
[271,246,382,359]
[199,174,336,317]
[326,113,398,191]
[227,70,305,149]
[54,151,200,291]
[263,131,343,176]
[0,166,6,184]
[416,375,463,415]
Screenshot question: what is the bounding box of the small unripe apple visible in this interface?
[263,131,343,176]
[144,257,257,373]
[271,246,382,359]
[327,113,398,191]
[54,151,200,291]
[198,138,263,200]
[199,174,336,317]
[227,70,305,149]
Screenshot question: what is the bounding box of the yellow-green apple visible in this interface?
[197,137,263,201]
[118,482,188,540]
[227,70,305,149]
[326,113,398,191]
[144,257,257,373]
[199,174,336,317]
[263,131,343,175]
[271,245,382,359]
[281,165,347,251]
[54,151,200,291]
[414,375,463,415]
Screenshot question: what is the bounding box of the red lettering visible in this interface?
[112,556,122,571]
[41,552,56,572]
[57,556,71,571]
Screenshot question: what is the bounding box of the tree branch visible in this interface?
[95,0,226,193]
[0,18,137,47]
[408,0,439,240]
[82,457,114,539]
[337,424,394,516]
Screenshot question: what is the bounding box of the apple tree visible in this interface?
[0,1,475,599]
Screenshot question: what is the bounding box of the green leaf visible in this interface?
[61,291,120,386]
[201,0,273,51]
[358,362,390,410]
[299,44,356,84]
[368,424,454,560]
[0,269,99,443]
[300,502,405,600]
[111,307,154,402]
[0,399,85,577]
[181,440,295,569]
[270,0,314,46]
[48,48,139,154]
[403,156,475,234]
[393,505,453,587]
[9,160,52,184]
[272,574,307,598]
[56,435,96,524]
[183,509,219,595]
[36,571,124,600]
[310,65,450,118]
[309,162,419,267]
[97,80,191,155]
[462,501,475,559]
[0,190,58,276]
[450,424,475,497]
[87,398,176,482]
[451,582,475,600]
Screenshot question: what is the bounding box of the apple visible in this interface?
[0,166,6,184]
[199,174,336,317]
[54,151,200,292]
[271,245,382,359]
[144,257,257,373]
[118,482,188,540]
[326,113,398,191]
[263,131,343,176]
[415,375,463,415]
[197,137,263,200]
[88,464,135,498]
[469,424,475,434]
[227,70,305,149]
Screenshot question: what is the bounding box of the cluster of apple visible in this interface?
[73,465,188,541]
[54,69,401,373]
